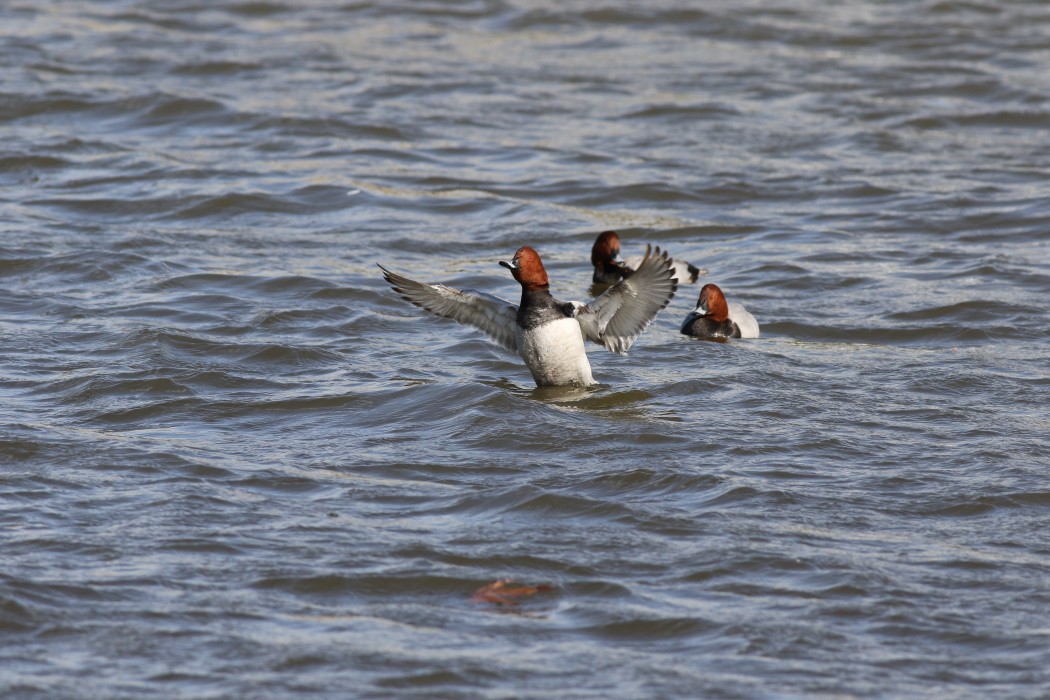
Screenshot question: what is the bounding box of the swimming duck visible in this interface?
[680,283,759,340]
[591,230,702,287]
[381,245,677,386]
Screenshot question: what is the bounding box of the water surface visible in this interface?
[2,1,1049,698]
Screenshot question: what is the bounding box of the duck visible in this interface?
[380,245,677,386]
[591,230,702,287]
[680,283,759,340]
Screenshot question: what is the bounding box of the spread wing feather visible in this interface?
[379,265,518,353]
[574,245,678,354]
[625,255,702,285]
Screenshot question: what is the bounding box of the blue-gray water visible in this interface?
[2,1,1049,698]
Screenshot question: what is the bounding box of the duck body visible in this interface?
[680,283,759,341]
[512,287,593,385]
[518,314,594,386]
[591,230,702,287]
[680,314,742,340]
[381,245,677,387]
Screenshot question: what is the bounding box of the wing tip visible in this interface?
[686,262,701,284]
[378,264,430,311]
[648,245,679,308]
[378,263,400,288]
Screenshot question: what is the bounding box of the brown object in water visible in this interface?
[471,579,554,606]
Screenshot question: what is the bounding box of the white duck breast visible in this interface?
[380,245,677,387]
[517,316,594,386]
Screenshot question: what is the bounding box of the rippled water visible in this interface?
[3,1,1050,698]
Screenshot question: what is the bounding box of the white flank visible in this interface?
[728,302,760,338]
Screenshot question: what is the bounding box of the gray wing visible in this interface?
[625,255,703,285]
[573,245,678,354]
[379,265,518,353]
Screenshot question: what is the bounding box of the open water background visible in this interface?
[2,1,1049,697]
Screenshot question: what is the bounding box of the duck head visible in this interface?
[500,246,550,291]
